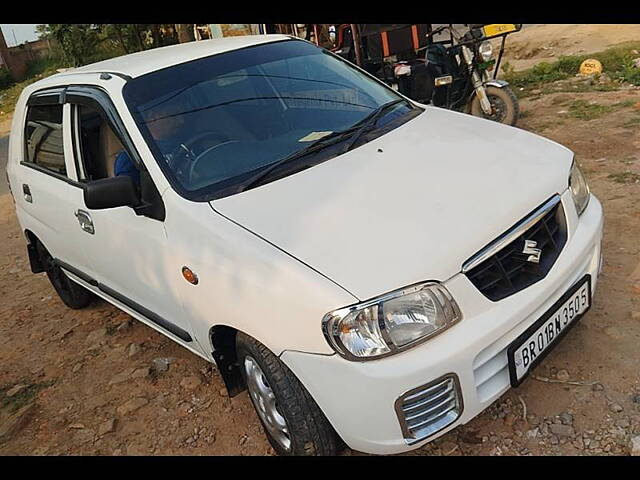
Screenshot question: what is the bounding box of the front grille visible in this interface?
[464,197,567,302]
[395,374,462,443]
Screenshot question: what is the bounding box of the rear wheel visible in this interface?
[236,332,339,456]
[469,85,519,126]
[36,242,93,309]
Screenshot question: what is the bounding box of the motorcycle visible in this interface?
[395,24,521,125]
[309,24,522,126]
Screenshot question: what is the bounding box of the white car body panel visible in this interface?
[281,193,603,454]
[213,106,574,300]
[159,187,357,356]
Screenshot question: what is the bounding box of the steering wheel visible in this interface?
[168,131,231,181]
[187,139,242,187]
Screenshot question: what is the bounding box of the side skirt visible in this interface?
[54,259,194,344]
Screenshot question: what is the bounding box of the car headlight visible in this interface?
[479,41,493,61]
[569,160,590,216]
[322,282,462,360]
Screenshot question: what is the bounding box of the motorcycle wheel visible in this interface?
[469,85,520,126]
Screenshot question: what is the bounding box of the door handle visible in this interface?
[22,184,32,203]
[74,209,95,234]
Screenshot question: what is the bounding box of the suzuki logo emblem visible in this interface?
[522,240,542,264]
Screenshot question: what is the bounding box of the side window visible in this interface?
[24,104,67,176]
[74,105,136,184]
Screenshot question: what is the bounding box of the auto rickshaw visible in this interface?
[303,24,523,125]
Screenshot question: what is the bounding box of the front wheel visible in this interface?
[236,332,339,456]
[469,85,520,126]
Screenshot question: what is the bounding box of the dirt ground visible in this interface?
[1,86,639,456]
[0,117,11,137]
[497,24,640,72]
[1,27,640,456]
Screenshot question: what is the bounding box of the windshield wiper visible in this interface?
[237,125,365,193]
[237,99,408,193]
[341,99,406,153]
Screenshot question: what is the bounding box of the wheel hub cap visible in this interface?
[244,356,291,451]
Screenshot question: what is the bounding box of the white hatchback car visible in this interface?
[6,35,603,455]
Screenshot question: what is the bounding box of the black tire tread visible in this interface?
[36,241,93,310]
[470,84,520,126]
[236,332,339,456]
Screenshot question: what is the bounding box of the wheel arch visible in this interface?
[209,324,247,398]
[24,229,45,273]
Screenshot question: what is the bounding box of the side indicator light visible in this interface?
[182,266,199,285]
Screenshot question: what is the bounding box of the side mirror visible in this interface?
[83,175,140,210]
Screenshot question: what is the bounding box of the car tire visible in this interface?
[469,85,520,126]
[236,332,339,456]
[36,242,93,309]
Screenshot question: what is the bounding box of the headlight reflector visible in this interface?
[332,306,390,358]
[322,282,462,360]
[569,161,590,216]
[479,41,493,61]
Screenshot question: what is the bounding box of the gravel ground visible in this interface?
[0,136,8,196]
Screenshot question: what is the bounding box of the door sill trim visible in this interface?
[55,258,193,343]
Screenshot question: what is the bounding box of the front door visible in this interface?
[64,96,202,353]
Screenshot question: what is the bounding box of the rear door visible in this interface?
[15,92,93,277]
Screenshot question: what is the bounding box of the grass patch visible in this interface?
[0,67,13,90]
[0,55,68,116]
[558,83,620,94]
[516,80,621,100]
[550,95,573,106]
[567,100,616,120]
[25,55,66,79]
[608,172,640,184]
[0,380,56,413]
[0,68,60,116]
[503,41,640,90]
[502,58,575,87]
[565,99,634,120]
[622,115,640,128]
[536,120,565,131]
[613,100,637,108]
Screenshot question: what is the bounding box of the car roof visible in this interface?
[56,34,294,80]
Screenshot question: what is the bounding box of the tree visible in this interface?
[39,24,101,66]
[35,24,50,39]
[175,24,195,44]
[35,24,180,68]
[100,24,139,55]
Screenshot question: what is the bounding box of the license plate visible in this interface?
[483,24,518,37]
[507,275,592,387]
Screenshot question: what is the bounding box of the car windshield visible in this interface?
[123,39,419,200]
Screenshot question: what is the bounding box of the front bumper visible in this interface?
[280,191,604,455]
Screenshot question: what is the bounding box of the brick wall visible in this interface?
[0,29,54,81]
